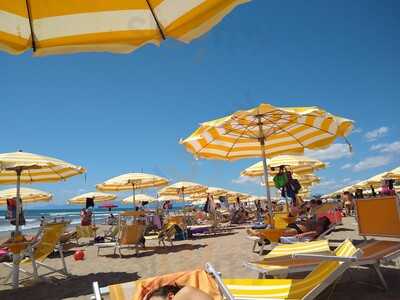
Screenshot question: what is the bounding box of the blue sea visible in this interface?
[0,202,191,236]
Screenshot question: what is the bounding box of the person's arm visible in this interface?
[173,286,212,300]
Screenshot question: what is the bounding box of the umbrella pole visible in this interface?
[15,168,22,234]
[132,184,136,210]
[257,119,273,228]
[12,168,22,289]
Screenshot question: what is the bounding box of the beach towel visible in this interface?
[109,269,222,300]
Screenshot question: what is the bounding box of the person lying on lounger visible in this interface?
[146,285,212,300]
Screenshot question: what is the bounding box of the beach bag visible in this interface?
[273,172,288,189]
[288,178,302,194]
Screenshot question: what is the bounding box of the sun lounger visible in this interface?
[76,225,97,244]
[3,222,69,284]
[244,196,400,290]
[91,239,360,300]
[96,224,145,257]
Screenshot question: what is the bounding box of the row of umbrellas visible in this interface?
[323,166,400,198]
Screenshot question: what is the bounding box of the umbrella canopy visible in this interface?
[0,187,52,205]
[190,187,228,199]
[180,103,353,222]
[241,155,326,177]
[157,194,189,202]
[97,173,168,191]
[158,181,207,200]
[68,192,116,205]
[382,166,400,180]
[122,193,156,204]
[0,0,249,56]
[97,172,168,208]
[0,151,86,184]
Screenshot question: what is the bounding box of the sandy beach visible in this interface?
[0,217,399,300]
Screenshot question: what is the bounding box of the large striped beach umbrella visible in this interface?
[181,103,353,222]
[96,173,168,208]
[0,187,52,205]
[68,192,116,205]
[241,155,326,177]
[158,181,207,201]
[122,193,156,204]
[0,150,85,288]
[0,0,249,56]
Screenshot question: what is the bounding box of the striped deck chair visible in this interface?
[243,197,400,289]
[245,240,331,277]
[207,239,361,300]
[3,222,69,283]
[96,224,145,257]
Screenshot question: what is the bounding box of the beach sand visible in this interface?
[0,217,399,300]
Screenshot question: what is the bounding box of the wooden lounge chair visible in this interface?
[91,240,360,300]
[244,196,400,289]
[3,222,69,284]
[95,224,145,257]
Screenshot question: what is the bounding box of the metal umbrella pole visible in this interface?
[12,167,23,288]
[131,183,136,209]
[257,117,274,228]
[15,168,22,234]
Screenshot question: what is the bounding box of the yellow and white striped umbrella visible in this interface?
[0,0,249,56]
[0,151,86,184]
[97,172,168,208]
[122,193,156,204]
[158,194,189,202]
[190,186,228,199]
[181,103,353,221]
[158,181,207,201]
[382,166,400,180]
[0,187,52,205]
[96,173,168,192]
[241,155,326,177]
[226,191,251,203]
[68,192,116,205]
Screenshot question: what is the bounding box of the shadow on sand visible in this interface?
[101,243,207,258]
[0,271,140,300]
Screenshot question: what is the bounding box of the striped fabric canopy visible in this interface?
[181,103,354,160]
[0,151,86,184]
[68,192,116,204]
[96,173,168,191]
[122,193,156,203]
[191,186,229,199]
[0,0,249,56]
[0,187,52,204]
[158,181,207,197]
[241,155,326,177]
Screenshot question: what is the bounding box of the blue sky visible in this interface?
[0,0,399,207]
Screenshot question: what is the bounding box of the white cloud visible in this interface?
[305,143,352,161]
[352,128,363,134]
[232,176,260,185]
[342,178,352,183]
[364,126,389,141]
[341,163,353,170]
[352,156,392,172]
[370,141,400,154]
[315,180,337,187]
